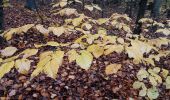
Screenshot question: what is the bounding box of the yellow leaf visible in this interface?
[150,51,170,62]
[34,44,43,48]
[149,76,158,86]
[122,25,132,33]
[31,56,51,78]
[0,61,14,79]
[1,47,17,57]
[97,28,107,35]
[71,43,80,49]
[137,68,149,81]
[104,45,124,55]
[52,51,64,66]
[148,69,162,84]
[117,38,124,44]
[148,38,170,48]
[39,51,53,60]
[75,0,82,4]
[31,50,64,79]
[97,18,108,25]
[103,36,117,44]
[34,41,60,48]
[1,24,34,40]
[156,28,170,36]
[20,24,34,33]
[67,49,79,63]
[143,58,155,66]
[36,24,49,35]
[19,49,38,58]
[161,69,169,78]
[72,16,84,27]
[2,55,19,63]
[3,28,19,40]
[15,59,31,74]
[85,5,93,11]
[126,39,157,64]
[47,41,60,47]
[48,26,65,37]
[43,51,64,78]
[81,23,92,30]
[52,3,59,8]
[56,8,78,16]
[139,18,153,23]
[105,64,121,75]
[0,58,2,63]
[92,4,102,11]
[76,50,93,70]
[60,1,67,8]
[87,44,104,58]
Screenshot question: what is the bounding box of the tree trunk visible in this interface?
[0,0,3,31]
[134,0,148,34]
[167,9,170,18]
[151,0,162,18]
[25,0,36,10]
[101,0,105,18]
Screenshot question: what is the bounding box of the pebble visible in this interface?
[40,76,45,80]
[68,75,75,79]
[61,72,68,77]
[33,93,38,98]
[6,80,13,86]
[23,81,30,87]
[51,93,56,98]
[13,84,22,89]
[41,89,50,97]
[19,76,26,81]
[26,87,32,91]
[9,90,16,96]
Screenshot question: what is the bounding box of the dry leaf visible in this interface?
[0,61,14,79]
[15,59,31,74]
[87,44,104,58]
[67,49,79,63]
[76,50,93,70]
[1,47,17,57]
[105,64,121,75]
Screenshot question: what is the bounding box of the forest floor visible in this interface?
[0,0,170,100]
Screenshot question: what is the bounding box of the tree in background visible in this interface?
[25,0,36,10]
[151,0,162,18]
[0,0,3,31]
[134,0,148,34]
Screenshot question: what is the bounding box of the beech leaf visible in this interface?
[105,64,121,75]
[15,59,31,74]
[76,50,93,70]
[0,61,15,79]
[1,47,17,57]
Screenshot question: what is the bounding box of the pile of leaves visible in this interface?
[1,2,170,99]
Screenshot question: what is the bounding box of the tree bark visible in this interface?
[25,0,36,10]
[134,0,148,34]
[151,0,162,18]
[0,0,3,31]
[167,9,170,18]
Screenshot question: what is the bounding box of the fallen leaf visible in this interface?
[104,45,124,55]
[15,59,31,74]
[0,61,15,79]
[1,47,17,57]
[147,87,159,99]
[67,49,79,63]
[31,50,64,79]
[137,68,149,81]
[105,64,121,75]
[76,50,93,70]
[87,44,104,58]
